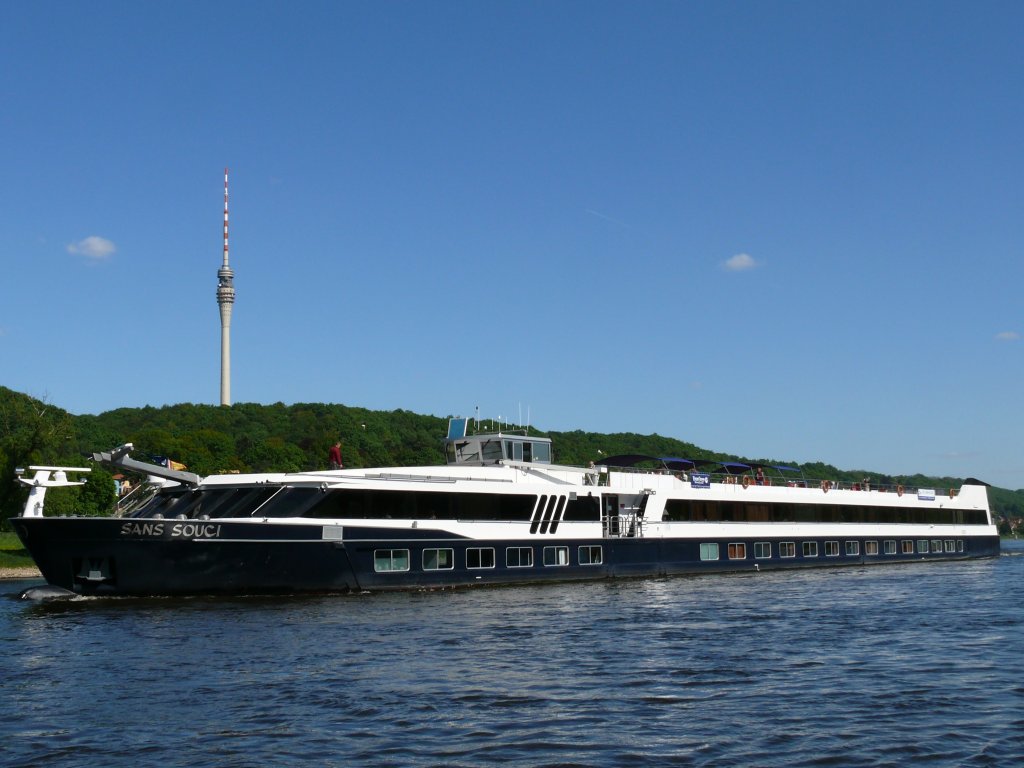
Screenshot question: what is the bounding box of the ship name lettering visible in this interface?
[120,522,164,537]
[171,523,222,539]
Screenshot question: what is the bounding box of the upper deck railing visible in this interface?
[597,462,962,498]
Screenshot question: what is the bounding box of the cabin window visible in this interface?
[780,542,796,558]
[865,541,878,556]
[754,542,771,559]
[579,545,603,565]
[944,539,955,553]
[901,540,914,554]
[466,547,496,569]
[825,541,839,557]
[884,540,896,555]
[931,539,943,553]
[422,548,454,571]
[802,542,818,557]
[699,543,719,561]
[506,547,533,567]
[917,540,929,554]
[543,546,569,566]
[374,549,409,572]
[727,543,746,560]
[957,540,964,552]
[845,541,860,556]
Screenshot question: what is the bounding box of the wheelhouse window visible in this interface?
[845,541,860,556]
[780,542,796,558]
[825,541,839,557]
[422,548,454,571]
[374,549,409,572]
[802,542,818,557]
[480,439,504,463]
[727,543,747,560]
[467,547,495,569]
[579,545,603,565]
[754,542,771,559]
[699,543,719,561]
[543,546,569,566]
[532,442,552,463]
[506,547,533,568]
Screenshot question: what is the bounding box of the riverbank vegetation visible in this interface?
[3,385,1023,526]
[0,531,33,568]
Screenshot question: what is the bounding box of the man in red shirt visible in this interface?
[329,441,343,470]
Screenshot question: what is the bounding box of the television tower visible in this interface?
[216,167,235,406]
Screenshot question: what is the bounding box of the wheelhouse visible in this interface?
[443,418,552,466]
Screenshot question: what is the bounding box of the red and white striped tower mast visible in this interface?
[216,167,235,406]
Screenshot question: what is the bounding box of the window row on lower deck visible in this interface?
[371,537,969,573]
[700,538,966,561]
[373,545,604,572]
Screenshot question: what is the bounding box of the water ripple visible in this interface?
[2,543,1023,766]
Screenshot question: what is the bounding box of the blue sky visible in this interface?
[3,1,1023,488]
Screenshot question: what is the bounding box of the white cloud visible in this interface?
[995,331,1020,341]
[723,252,757,271]
[67,235,116,261]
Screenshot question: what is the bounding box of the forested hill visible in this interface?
[3,385,1023,522]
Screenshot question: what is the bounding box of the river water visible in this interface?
[2,542,1022,767]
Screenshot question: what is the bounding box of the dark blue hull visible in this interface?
[12,516,1001,596]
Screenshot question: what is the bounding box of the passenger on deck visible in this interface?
[329,441,344,470]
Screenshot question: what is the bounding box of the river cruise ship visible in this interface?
[12,421,1000,596]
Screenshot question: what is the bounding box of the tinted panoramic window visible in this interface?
[298,489,536,521]
[563,495,600,521]
[659,499,985,526]
[132,486,284,520]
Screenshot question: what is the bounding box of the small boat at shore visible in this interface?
[11,422,1000,597]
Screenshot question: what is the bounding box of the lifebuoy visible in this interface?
[897,485,904,497]
[742,475,751,489]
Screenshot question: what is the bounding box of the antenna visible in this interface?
[216,167,235,406]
